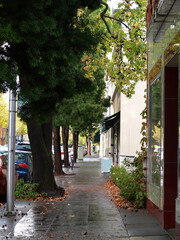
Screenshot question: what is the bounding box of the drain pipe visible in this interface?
[5,89,17,216]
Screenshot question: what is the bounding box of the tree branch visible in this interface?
[100,2,145,42]
[100,2,117,39]
[104,15,131,30]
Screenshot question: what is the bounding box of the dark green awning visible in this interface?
[93,130,100,143]
[102,112,120,133]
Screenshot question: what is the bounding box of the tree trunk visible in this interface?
[42,120,52,154]
[87,133,91,156]
[76,132,79,151]
[53,126,64,175]
[62,126,70,167]
[73,130,78,163]
[27,120,57,192]
[21,134,23,142]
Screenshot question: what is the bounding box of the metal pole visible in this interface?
[5,90,16,215]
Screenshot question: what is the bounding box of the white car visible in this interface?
[52,145,64,160]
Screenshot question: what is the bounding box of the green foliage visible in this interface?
[110,0,146,97]
[94,0,147,98]
[16,117,27,136]
[110,152,146,208]
[15,178,47,200]
[78,0,147,98]
[0,93,8,128]
[0,0,103,122]
[54,51,110,135]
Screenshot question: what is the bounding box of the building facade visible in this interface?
[100,78,146,166]
[146,0,180,236]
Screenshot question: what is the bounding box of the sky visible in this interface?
[108,0,120,11]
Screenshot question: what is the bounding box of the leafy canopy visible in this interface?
[83,0,147,98]
[0,0,102,121]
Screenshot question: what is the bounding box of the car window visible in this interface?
[17,144,31,150]
[15,153,26,162]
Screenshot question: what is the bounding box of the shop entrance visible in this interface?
[148,52,179,229]
[163,54,178,229]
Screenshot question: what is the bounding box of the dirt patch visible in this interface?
[35,187,68,202]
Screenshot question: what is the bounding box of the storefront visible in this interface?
[101,111,120,164]
[146,0,180,233]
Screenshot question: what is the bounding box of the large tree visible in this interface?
[55,65,110,165]
[0,0,102,192]
[82,0,147,97]
[105,0,147,97]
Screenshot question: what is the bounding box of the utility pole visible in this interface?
[5,90,16,216]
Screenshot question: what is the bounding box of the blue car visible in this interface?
[0,150,33,182]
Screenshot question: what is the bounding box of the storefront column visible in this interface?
[164,66,178,228]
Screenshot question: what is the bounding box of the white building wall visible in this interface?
[99,77,116,158]
[120,81,146,159]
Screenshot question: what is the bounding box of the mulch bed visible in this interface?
[34,186,68,202]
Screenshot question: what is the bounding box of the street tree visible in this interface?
[55,65,110,164]
[53,125,64,175]
[105,0,147,97]
[0,0,102,192]
[82,0,147,97]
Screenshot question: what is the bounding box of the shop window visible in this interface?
[149,75,162,187]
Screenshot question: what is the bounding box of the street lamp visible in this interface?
[5,89,16,216]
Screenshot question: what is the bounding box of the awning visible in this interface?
[93,130,100,143]
[102,112,120,133]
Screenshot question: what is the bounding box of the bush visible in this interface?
[15,178,46,200]
[110,153,146,208]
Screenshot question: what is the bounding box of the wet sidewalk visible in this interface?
[0,157,173,239]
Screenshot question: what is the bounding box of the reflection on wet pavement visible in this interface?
[0,159,128,239]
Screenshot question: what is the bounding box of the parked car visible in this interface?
[15,151,33,181]
[0,145,8,151]
[0,150,33,182]
[16,142,31,152]
[83,147,87,156]
[0,155,8,199]
[52,145,64,160]
[68,147,73,156]
[68,146,87,156]
[0,154,18,201]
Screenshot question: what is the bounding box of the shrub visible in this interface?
[15,178,46,200]
[110,153,146,208]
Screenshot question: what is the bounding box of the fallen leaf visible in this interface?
[104,179,135,209]
[47,233,54,238]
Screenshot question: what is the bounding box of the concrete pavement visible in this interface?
[0,156,173,239]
